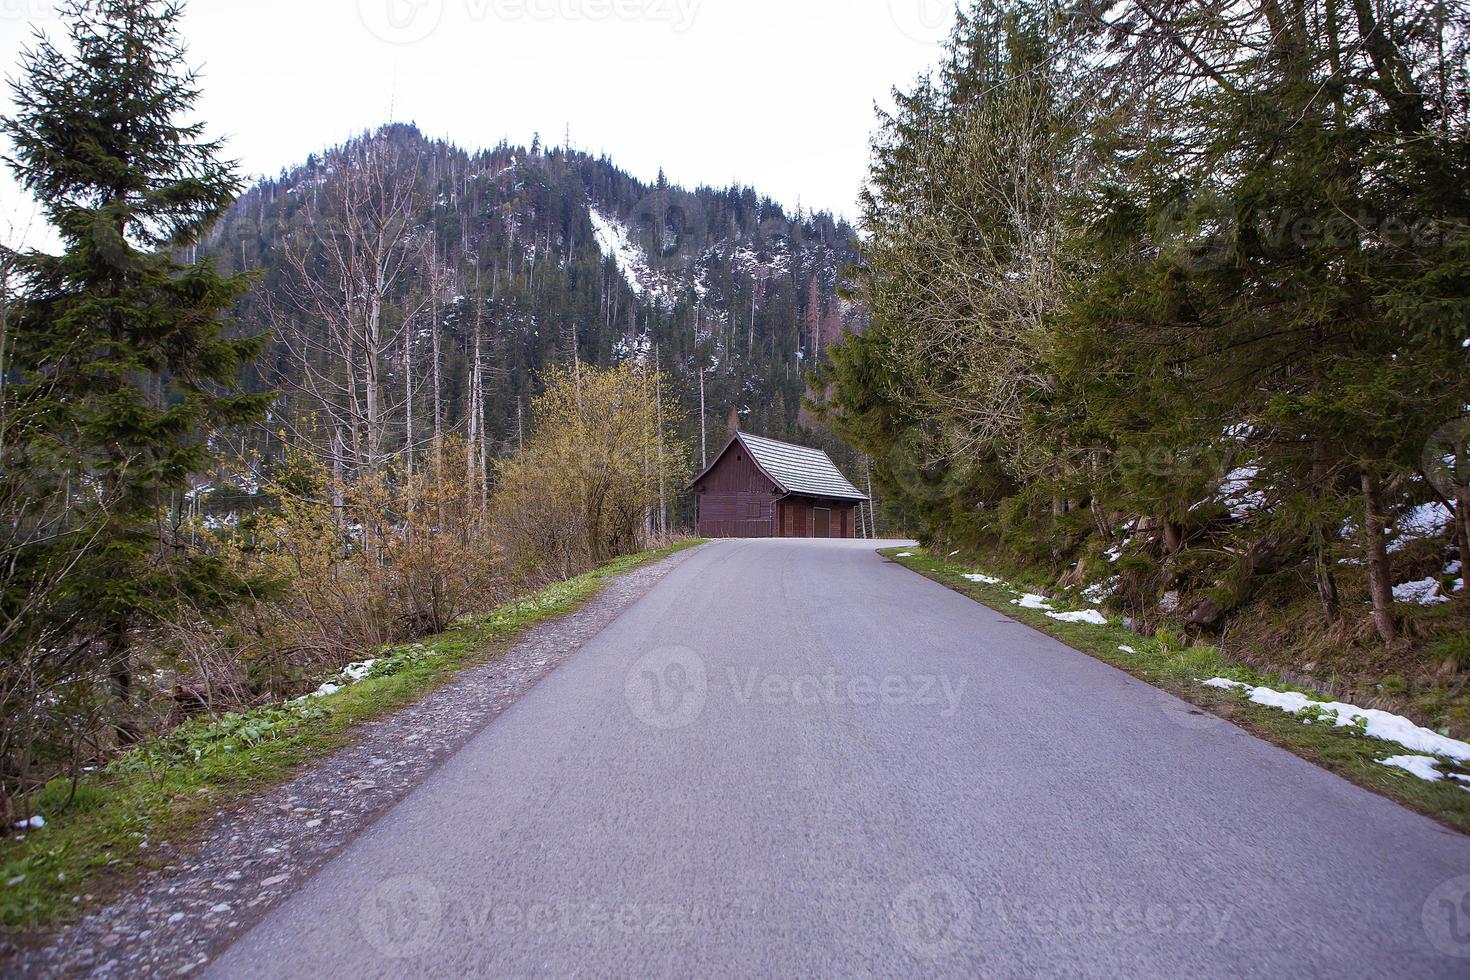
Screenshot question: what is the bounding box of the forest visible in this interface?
[0,0,869,821]
[820,0,1470,733]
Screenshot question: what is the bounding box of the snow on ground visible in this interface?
[953,565,1113,626]
[12,815,44,830]
[1081,577,1119,604]
[1201,678,1470,762]
[1393,501,1453,548]
[588,206,683,309]
[895,552,913,557]
[588,209,647,297]
[1119,645,1138,654]
[1047,609,1109,626]
[1216,467,1266,518]
[1378,755,1451,782]
[1388,500,1455,554]
[1394,577,1452,606]
[962,572,1004,585]
[300,658,379,700]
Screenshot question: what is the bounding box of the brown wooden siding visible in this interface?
[774,498,859,539]
[693,442,778,537]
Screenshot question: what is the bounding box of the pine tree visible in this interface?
[2,0,269,724]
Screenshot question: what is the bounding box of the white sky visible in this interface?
[0,0,956,250]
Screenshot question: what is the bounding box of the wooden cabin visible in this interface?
[687,432,869,538]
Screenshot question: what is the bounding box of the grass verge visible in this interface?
[882,546,1470,835]
[0,539,705,935]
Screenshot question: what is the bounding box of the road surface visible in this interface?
[208,539,1470,978]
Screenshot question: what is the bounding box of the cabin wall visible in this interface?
[776,498,859,539]
[694,445,778,538]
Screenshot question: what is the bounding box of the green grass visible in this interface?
[882,546,1470,835]
[0,539,705,935]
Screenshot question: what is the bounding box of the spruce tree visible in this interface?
[2,0,268,724]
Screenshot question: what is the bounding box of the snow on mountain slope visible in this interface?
[588,207,683,309]
[588,208,646,296]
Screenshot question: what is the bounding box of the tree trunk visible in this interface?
[1361,469,1396,644]
[1314,545,1342,625]
[1312,439,1340,624]
[1457,491,1470,588]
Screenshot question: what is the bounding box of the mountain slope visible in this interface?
[204,124,867,491]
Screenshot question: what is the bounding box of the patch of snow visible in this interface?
[1081,577,1119,604]
[1119,645,1138,654]
[895,552,913,557]
[963,572,1005,586]
[1390,502,1454,553]
[1216,467,1265,518]
[588,208,648,296]
[1012,594,1054,610]
[1047,609,1109,626]
[300,658,378,700]
[587,206,682,309]
[1199,679,1470,762]
[1394,578,1450,606]
[12,815,44,830]
[1378,755,1447,782]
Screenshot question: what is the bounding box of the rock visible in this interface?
[1185,596,1226,630]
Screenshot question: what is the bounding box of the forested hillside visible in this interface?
[0,0,872,825]
[202,123,867,522]
[821,0,1470,730]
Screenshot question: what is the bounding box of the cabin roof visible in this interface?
[690,432,868,502]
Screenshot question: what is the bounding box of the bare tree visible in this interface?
[272,132,428,486]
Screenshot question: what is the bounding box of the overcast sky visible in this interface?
[0,0,956,250]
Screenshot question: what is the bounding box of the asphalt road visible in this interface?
[208,539,1470,978]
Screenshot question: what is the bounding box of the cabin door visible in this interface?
[814,507,831,538]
